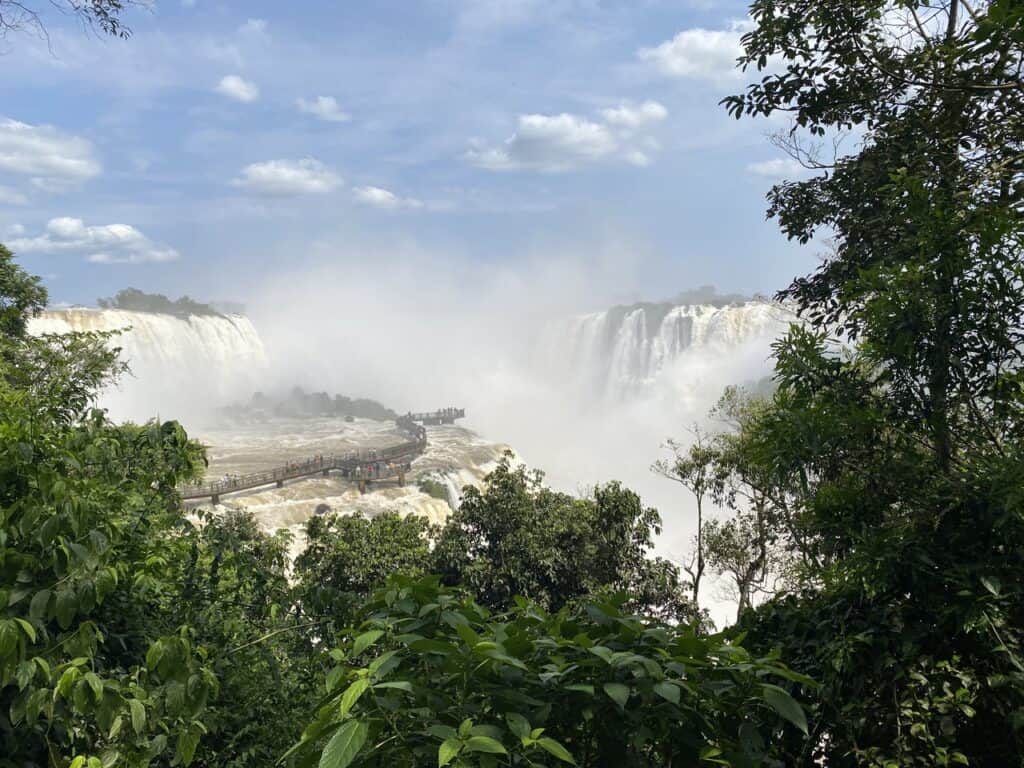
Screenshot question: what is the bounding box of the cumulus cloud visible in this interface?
[0,117,101,191]
[600,100,668,129]
[638,21,750,82]
[296,96,351,123]
[467,114,619,172]
[215,74,260,103]
[9,217,180,264]
[467,102,668,173]
[231,158,341,195]
[352,186,423,209]
[745,157,806,179]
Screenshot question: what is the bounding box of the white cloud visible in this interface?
[467,113,619,172]
[0,117,101,190]
[0,186,28,205]
[746,157,806,179]
[600,100,668,129]
[296,96,351,123]
[5,223,25,236]
[353,186,423,209]
[467,102,670,173]
[638,21,749,82]
[231,158,341,195]
[215,74,260,103]
[9,217,179,264]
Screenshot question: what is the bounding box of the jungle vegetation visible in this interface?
[2,0,1024,765]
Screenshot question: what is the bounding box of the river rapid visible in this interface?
[185,415,513,557]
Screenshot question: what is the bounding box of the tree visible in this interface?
[724,0,1024,474]
[721,3,1024,764]
[176,509,316,768]
[287,575,813,768]
[652,429,715,607]
[433,455,693,621]
[0,1,142,41]
[0,243,46,340]
[0,248,225,766]
[294,511,435,632]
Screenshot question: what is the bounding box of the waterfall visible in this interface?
[28,308,268,423]
[545,300,795,400]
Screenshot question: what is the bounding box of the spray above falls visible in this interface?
[541,299,796,401]
[28,308,268,423]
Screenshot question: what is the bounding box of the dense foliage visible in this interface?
[219,388,398,422]
[11,0,1024,765]
[646,1,1024,765]
[289,576,810,768]
[434,458,693,621]
[96,289,221,318]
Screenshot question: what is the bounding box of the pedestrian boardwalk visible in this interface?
[178,410,456,503]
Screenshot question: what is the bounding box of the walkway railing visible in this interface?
[178,410,446,503]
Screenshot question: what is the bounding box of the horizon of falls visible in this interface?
[540,299,796,402]
[28,308,268,423]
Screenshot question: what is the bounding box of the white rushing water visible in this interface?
[540,300,795,401]
[188,417,514,557]
[28,308,268,423]
[26,300,796,604]
[25,308,514,545]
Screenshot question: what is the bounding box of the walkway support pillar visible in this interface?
[276,479,284,488]
[211,494,219,505]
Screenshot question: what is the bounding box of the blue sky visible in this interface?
[0,0,815,308]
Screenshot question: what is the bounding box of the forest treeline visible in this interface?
[2,0,1024,765]
[96,289,221,318]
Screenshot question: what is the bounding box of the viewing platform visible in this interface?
[179,407,462,503]
[405,408,465,425]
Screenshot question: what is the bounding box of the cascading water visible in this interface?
[544,300,795,401]
[28,308,268,423]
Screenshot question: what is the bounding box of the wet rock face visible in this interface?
[314,503,332,516]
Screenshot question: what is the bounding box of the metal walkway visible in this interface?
[178,410,460,503]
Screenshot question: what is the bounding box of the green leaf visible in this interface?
[427,724,457,740]
[145,640,164,671]
[982,576,1002,597]
[339,678,370,718]
[506,712,530,740]
[438,738,461,767]
[326,666,346,694]
[29,589,50,621]
[14,617,36,644]
[319,720,368,768]
[129,699,146,735]
[653,681,680,705]
[603,682,630,709]
[352,630,384,657]
[536,736,577,765]
[175,728,200,767]
[762,684,808,735]
[464,736,507,755]
[83,671,103,701]
[55,588,76,630]
[564,684,595,695]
